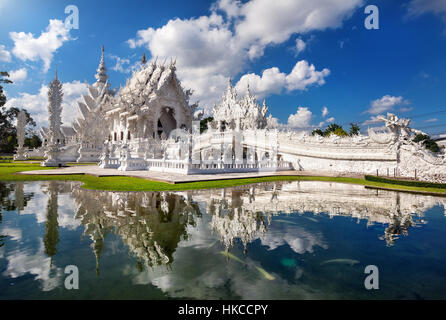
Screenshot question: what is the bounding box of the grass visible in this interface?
[0,162,446,194]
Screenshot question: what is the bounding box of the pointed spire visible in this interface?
[141,51,147,67]
[228,77,233,89]
[95,45,109,87]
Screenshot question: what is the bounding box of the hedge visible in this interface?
[365,175,446,189]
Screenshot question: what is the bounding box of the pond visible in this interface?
[0,180,445,299]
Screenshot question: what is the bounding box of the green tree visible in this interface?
[1,72,13,152]
[333,127,349,137]
[311,128,324,136]
[324,123,348,137]
[349,123,360,136]
[0,72,37,153]
[24,134,42,149]
[312,123,349,137]
[413,133,440,153]
[200,117,214,133]
[0,71,12,107]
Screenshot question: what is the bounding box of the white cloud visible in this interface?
[0,44,11,62]
[407,0,446,18]
[425,118,438,123]
[322,106,329,117]
[234,0,363,46]
[235,60,330,99]
[109,54,132,73]
[8,68,27,82]
[214,0,242,19]
[362,115,382,125]
[399,106,413,113]
[4,80,88,128]
[285,60,330,91]
[366,95,409,114]
[127,0,361,109]
[287,106,313,129]
[236,67,286,99]
[295,38,306,54]
[10,19,73,73]
[3,239,62,292]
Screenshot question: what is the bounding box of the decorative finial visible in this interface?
[141,51,147,66]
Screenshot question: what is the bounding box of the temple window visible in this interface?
[114,132,117,141]
[120,131,124,140]
[127,131,131,140]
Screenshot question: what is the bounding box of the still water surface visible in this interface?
[0,180,445,299]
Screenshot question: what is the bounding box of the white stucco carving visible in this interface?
[14,110,28,160]
[41,71,66,167]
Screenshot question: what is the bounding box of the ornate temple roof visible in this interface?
[212,79,269,130]
[117,60,192,111]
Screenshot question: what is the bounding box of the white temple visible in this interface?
[14,110,28,160]
[38,46,446,183]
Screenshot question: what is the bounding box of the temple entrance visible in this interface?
[157,107,177,139]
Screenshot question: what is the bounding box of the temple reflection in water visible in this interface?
[2,179,446,299]
[63,181,444,269]
[6,180,446,271]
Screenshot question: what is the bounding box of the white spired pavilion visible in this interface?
[41,70,65,167]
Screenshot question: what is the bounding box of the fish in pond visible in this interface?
[221,251,245,264]
[281,258,297,268]
[274,219,298,225]
[320,259,360,266]
[255,266,275,281]
[220,251,275,280]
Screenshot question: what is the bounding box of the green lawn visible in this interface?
[0,162,446,194]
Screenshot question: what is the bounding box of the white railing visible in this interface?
[99,157,120,169]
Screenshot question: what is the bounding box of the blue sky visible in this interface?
[1,0,446,136]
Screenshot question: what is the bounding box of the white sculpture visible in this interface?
[14,110,28,160]
[41,71,66,167]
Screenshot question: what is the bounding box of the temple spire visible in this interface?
[95,45,109,87]
[141,51,147,67]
